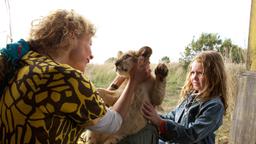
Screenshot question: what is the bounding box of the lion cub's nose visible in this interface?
[115,60,121,66]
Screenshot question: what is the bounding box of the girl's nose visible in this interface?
[192,73,199,80]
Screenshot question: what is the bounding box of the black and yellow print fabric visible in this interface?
[0,51,106,144]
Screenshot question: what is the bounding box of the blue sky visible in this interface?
[0,0,252,64]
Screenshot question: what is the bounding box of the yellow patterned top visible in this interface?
[0,51,106,144]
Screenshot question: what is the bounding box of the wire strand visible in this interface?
[5,0,13,43]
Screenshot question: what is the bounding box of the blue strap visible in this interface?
[0,39,30,65]
[0,39,30,98]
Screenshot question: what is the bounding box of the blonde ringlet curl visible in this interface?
[28,9,96,58]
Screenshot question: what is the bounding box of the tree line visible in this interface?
[178,33,246,68]
[105,33,246,67]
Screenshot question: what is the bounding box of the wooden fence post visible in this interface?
[229,72,256,144]
[229,0,256,143]
[247,0,256,71]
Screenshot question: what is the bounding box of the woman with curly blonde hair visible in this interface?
[142,51,228,144]
[0,9,150,143]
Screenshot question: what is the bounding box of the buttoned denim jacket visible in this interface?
[159,93,224,144]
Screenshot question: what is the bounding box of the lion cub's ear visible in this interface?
[137,46,152,59]
[117,51,123,59]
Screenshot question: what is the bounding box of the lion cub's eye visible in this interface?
[123,54,131,59]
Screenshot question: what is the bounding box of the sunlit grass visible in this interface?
[85,63,116,88]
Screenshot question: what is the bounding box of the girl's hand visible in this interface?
[142,102,162,127]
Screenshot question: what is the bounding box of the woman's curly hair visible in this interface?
[0,9,96,92]
[29,9,96,57]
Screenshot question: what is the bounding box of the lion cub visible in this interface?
[80,46,168,144]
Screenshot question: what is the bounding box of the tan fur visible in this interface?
[79,46,168,144]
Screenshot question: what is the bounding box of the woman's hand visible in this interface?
[142,102,162,127]
[129,56,151,84]
[107,75,126,90]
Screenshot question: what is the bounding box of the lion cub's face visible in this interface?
[114,46,152,77]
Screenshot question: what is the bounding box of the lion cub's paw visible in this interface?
[155,63,169,81]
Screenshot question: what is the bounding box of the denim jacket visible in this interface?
[159,93,224,144]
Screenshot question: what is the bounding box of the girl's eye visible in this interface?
[198,72,204,77]
[190,71,204,77]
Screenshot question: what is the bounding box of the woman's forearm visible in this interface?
[107,76,126,90]
[111,79,136,119]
